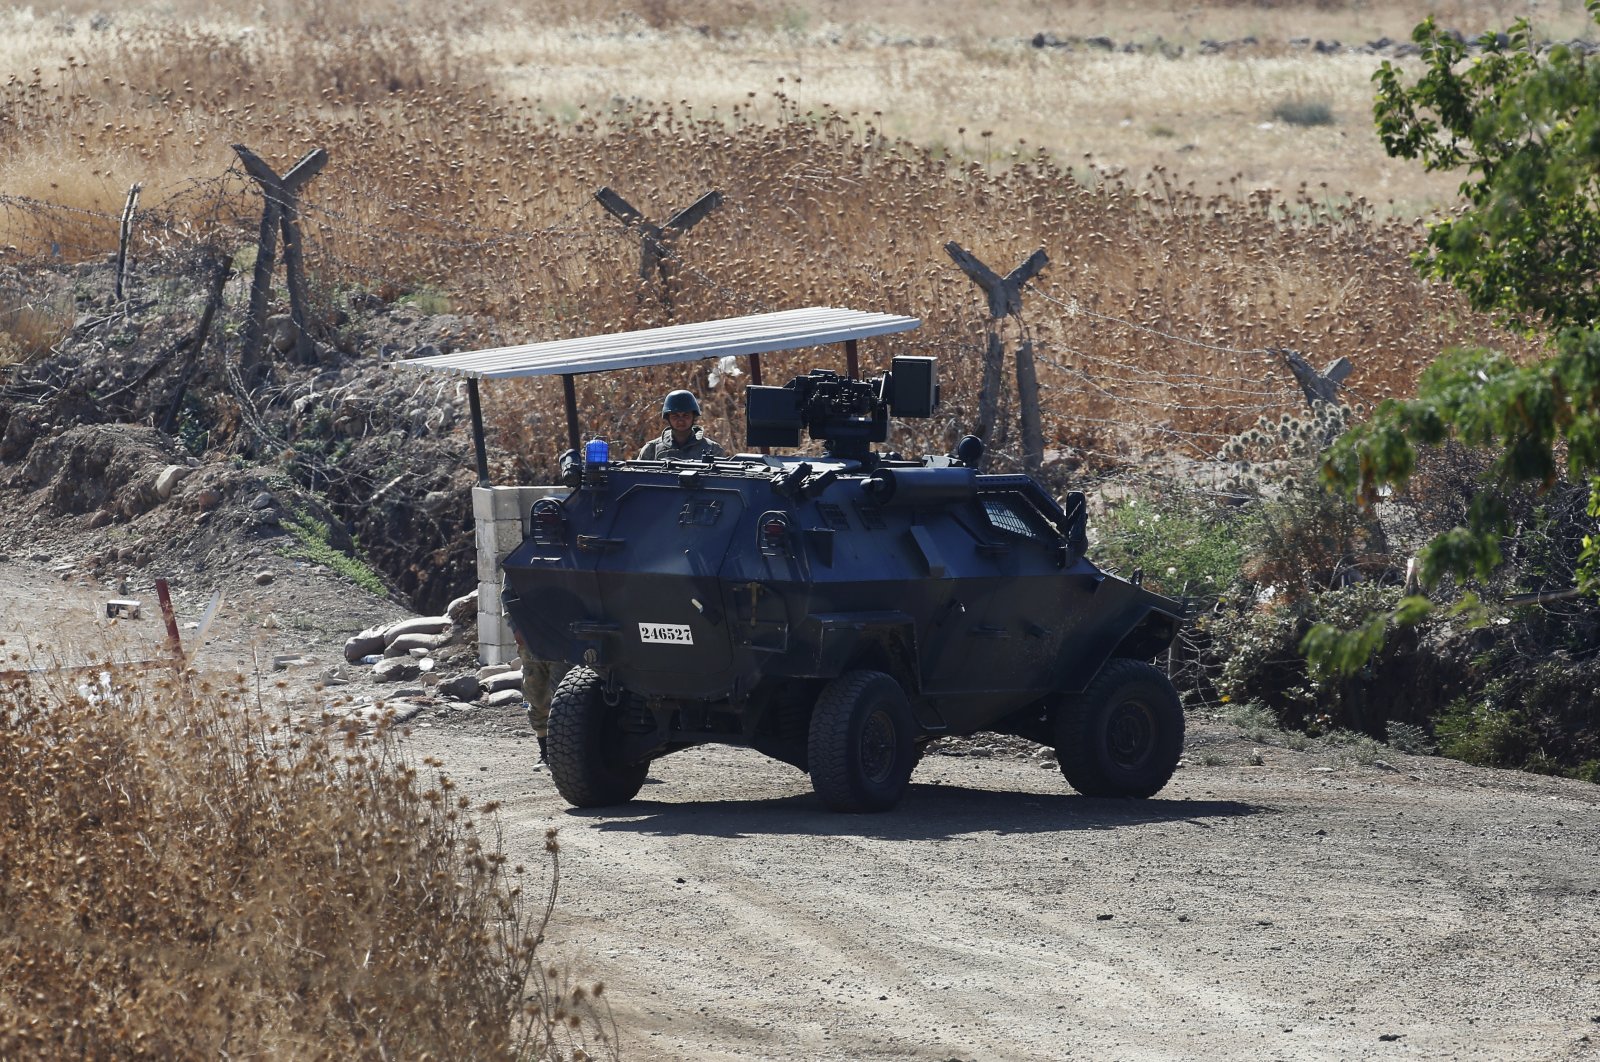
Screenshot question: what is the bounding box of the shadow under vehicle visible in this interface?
[406,308,1186,812]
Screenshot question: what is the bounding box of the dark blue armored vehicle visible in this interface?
[412,308,1185,812]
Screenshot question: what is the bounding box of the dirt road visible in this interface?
[412,706,1600,1062]
[5,550,1598,1061]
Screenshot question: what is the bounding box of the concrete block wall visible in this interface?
[472,484,565,666]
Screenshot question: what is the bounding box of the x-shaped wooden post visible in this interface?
[1273,347,1353,409]
[945,242,1050,473]
[595,186,723,312]
[234,145,328,383]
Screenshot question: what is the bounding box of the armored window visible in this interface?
[981,493,1055,543]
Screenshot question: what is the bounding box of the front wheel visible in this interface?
[808,670,918,813]
[547,668,648,808]
[1055,658,1184,798]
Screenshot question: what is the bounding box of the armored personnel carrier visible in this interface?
[474,310,1187,813]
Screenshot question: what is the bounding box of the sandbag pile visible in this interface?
[343,614,454,682]
[343,589,529,709]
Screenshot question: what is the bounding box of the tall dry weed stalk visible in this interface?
[0,657,616,1060]
[0,280,73,368]
[0,16,1540,478]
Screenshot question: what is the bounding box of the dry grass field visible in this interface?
[6,0,1596,214]
[1,0,1564,473]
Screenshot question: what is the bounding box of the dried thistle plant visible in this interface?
[0,659,617,1060]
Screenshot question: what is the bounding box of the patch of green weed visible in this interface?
[278,504,387,597]
[1092,491,1258,596]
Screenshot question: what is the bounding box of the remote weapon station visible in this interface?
[408,308,1185,812]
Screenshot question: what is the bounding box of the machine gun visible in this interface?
[744,356,938,464]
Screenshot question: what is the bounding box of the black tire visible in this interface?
[547,667,648,808]
[808,670,918,813]
[1055,658,1184,799]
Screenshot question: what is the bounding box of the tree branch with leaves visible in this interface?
[1308,4,1600,673]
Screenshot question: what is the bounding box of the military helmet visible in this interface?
[662,390,701,418]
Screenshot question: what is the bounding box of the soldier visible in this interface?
[513,622,568,764]
[637,390,725,461]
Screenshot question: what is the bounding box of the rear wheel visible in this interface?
[808,670,917,813]
[547,668,648,808]
[1055,658,1184,798]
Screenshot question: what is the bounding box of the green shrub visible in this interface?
[1271,97,1335,127]
[1436,687,1532,767]
[1323,727,1384,766]
[1223,699,1281,741]
[1435,659,1600,779]
[1385,721,1438,755]
[1209,582,1452,737]
[1242,481,1391,599]
[1091,490,1258,597]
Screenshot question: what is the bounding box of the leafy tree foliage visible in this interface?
[1310,5,1600,669]
[1373,12,1600,331]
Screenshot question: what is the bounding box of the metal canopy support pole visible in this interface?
[747,353,767,455]
[467,377,490,487]
[844,338,859,380]
[562,373,581,452]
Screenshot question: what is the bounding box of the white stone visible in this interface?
[155,464,193,500]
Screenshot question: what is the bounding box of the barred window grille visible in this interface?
[982,494,1052,542]
[817,502,851,530]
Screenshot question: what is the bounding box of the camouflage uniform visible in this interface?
[636,427,725,461]
[517,639,570,739]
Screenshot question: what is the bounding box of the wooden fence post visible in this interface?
[595,186,723,314]
[114,182,141,303]
[233,145,329,384]
[158,251,233,436]
[945,243,1049,472]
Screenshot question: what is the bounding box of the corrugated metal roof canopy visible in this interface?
[398,306,921,380]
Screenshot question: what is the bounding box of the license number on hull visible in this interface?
[639,622,694,645]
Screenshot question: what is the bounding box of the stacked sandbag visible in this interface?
[342,596,538,719]
[346,614,452,680]
[477,662,525,707]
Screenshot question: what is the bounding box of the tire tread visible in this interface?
[1056,657,1184,799]
[547,668,648,808]
[808,670,914,813]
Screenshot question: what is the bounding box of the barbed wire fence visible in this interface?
[1,158,1346,501]
[2,155,1416,648]
[10,152,1593,724]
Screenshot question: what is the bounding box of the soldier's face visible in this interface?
[667,411,695,438]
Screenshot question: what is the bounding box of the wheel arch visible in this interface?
[1109,606,1182,664]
